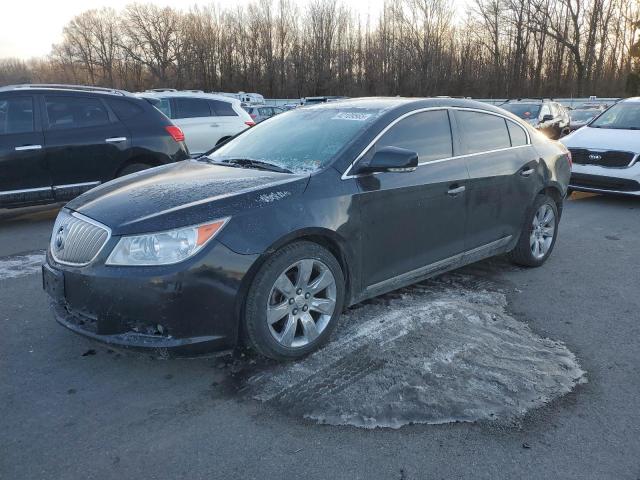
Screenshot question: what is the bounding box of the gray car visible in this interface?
[243,105,284,123]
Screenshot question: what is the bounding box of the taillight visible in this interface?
[250,113,257,119]
[245,121,256,127]
[165,125,185,142]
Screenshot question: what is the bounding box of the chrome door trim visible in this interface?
[341,106,532,180]
[0,186,52,197]
[364,235,512,294]
[52,181,101,192]
[14,145,42,151]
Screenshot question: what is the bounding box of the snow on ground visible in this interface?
[0,250,45,281]
[244,269,586,429]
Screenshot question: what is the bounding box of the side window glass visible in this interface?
[457,111,511,154]
[0,96,34,134]
[45,96,111,130]
[507,120,528,147]
[375,110,453,163]
[209,100,237,117]
[174,98,211,119]
[107,98,143,121]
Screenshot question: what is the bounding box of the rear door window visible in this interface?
[374,109,453,163]
[45,96,111,130]
[209,100,238,117]
[174,97,211,119]
[456,111,511,154]
[0,96,35,134]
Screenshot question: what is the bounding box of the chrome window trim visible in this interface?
[50,210,112,267]
[341,106,532,180]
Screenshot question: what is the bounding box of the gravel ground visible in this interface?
[1,192,639,480]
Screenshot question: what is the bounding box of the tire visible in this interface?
[244,241,345,360]
[508,194,560,267]
[117,163,152,177]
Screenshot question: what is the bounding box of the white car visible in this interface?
[561,97,640,196]
[138,91,254,156]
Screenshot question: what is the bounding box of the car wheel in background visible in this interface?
[508,194,560,267]
[244,241,345,360]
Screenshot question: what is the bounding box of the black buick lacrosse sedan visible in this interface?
[43,98,571,359]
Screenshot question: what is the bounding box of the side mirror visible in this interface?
[356,146,418,174]
[542,114,554,122]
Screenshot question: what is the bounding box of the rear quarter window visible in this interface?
[209,100,238,117]
[107,98,144,121]
[457,111,511,154]
[506,120,528,146]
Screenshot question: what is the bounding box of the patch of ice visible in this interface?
[245,271,586,429]
[0,251,45,280]
[258,191,291,204]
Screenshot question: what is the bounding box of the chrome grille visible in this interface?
[50,210,110,266]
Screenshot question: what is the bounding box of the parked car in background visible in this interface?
[561,97,640,196]
[500,98,570,139]
[0,84,189,208]
[568,108,601,131]
[214,91,265,105]
[43,97,570,360]
[138,91,254,156]
[243,105,284,123]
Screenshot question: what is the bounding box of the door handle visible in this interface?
[520,167,535,177]
[105,137,127,143]
[15,145,42,151]
[209,123,219,127]
[447,185,466,196]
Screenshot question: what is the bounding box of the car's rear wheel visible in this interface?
[508,194,559,267]
[244,241,345,360]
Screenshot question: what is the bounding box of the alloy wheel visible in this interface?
[530,203,556,259]
[266,259,337,348]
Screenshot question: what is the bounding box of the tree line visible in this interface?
[1,0,639,98]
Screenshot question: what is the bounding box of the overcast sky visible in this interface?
[2,0,403,59]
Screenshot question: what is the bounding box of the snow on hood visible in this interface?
[561,126,640,152]
[67,160,307,234]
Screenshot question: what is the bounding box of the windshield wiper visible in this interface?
[212,158,293,174]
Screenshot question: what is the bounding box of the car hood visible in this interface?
[560,126,640,152]
[67,160,309,235]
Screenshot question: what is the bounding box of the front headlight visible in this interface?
[106,218,229,266]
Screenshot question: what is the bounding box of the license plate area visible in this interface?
[42,264,65,302]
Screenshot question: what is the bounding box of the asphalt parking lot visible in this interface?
[1,193,639,480]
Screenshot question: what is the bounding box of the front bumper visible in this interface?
[44,240,259,356]
[570,162,640,196]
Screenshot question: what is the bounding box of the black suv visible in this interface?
[500,99,570,140]
[0,84,189,208]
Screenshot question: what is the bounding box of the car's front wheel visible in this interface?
[244,241,345,360]
[508,194,560,267]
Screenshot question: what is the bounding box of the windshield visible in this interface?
[570,110,598,122]
[590,103,640,129]
[207,106,382,173]
[501,103,541,120]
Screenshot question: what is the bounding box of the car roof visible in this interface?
[302,96,513,117]
[0,84,132,97]
[620,97,640,104]
[136,91,240,105]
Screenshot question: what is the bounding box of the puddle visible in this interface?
[228,267,585,429]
